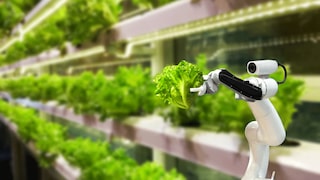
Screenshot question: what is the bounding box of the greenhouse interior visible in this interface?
[0,0,320,179]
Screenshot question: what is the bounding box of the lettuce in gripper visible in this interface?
[154,60,203,109]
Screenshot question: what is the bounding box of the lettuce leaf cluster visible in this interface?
[154,60,203,109]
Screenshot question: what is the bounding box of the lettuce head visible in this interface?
[154,60,203,109]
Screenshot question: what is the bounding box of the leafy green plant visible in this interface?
[100,65,161,119]
[0,100,66,166]
[37,74,67,102]
[4,41,27,63]
[130,162,186,180]
[81,149,137,180]
[32,120,67,167]
[1,76,38,99]
[59,138,111,169]
[131,0,174,9]
[0,100,185,179]
[1,65,160,120]
[154,60,203,109]
[0,0,39,38]
[0,0,122,66]
[81,156,132,180]
[270,67,305,129]
[23,18,65,55]
[62,0,122,45]
[66,71,107,115]
[158,56,304,134]
[2,10,66,65]
[33,121,66,153]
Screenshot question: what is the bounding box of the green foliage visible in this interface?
[59,138,110,169]
[100,66,160,119]
[130,162,186,180]
[0,58,305,134]
[270,67,305,129]
[0,1,25,38]
[0,0,122,66]
[0,54,5,64]
[62,0,122,44]
[81,149,137,180]
[0,74,67,102]
[154,60,203,109]
[196,86,253,133]
[23,19,65,55]
[0,100,66,166]
[37,74,67,102]
[1,9,66,65]
[81,156,131,180]
[33,121,66,153]
[160,56,304,133]
[132,0,173,9]
[0,100,185,178]
[0,66,158,119]
[4,41,27,63]
[66,71,106,115]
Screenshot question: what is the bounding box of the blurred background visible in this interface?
[0,0,319,179]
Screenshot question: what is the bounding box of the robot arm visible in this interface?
[190,60,287,180]
[191,69,263,101]
[190,60,284,101]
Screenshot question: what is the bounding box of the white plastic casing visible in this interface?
[247,60,278,76]
[246,77,278,99]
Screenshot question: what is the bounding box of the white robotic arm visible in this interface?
[190,60,287,180]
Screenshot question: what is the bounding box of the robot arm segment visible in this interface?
[190,60,287,180]
[218,69,262,101]
[191,69,263,101]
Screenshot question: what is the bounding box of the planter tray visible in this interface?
[15,99,320,179]
[0,116,80,180]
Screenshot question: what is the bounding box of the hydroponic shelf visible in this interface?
[15,99,320,179]
[113,0,270,40]
[0,0,67,53]
[0,0,270,75]
[0,115,80,180]
[2,0,320,76]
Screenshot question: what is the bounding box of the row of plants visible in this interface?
[0,0,39,38]
[154,55,305,134]
[0,0,122,65]
[0,65,160,120]
[131,0,173,9]
[0,0,176,65]
[0,57,305,134]
[0,99,185,179]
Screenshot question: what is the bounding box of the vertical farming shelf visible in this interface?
[0,0,273,75]
[113,0,270,41]
[0,115,80,180]
[0,0,67,53]
[0,0,319,179]
[13,99,320,180]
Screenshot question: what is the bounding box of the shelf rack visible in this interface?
[0,0,273,75]
[13,98,320,179]
[0,0,320,178]
[113,0,269,41]
[0,0,67,53]
[0,115,80,180]
[1,0,320,76]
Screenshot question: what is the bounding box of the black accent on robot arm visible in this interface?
[219,70,262,100]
